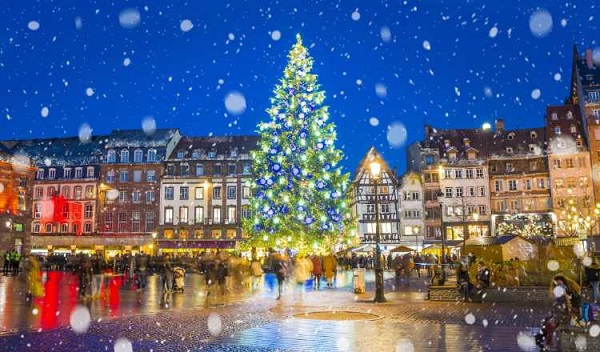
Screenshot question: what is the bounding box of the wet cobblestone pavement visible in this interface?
[0,270,552,351]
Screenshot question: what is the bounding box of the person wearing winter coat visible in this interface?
[322,253,337,288]
[585,260,600,303]
[311,255,323,290]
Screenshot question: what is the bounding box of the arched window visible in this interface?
[85,186,94,198]
[33,223,41,233]
[61,223,69,233]
[74,186,83,200]
[45,223,53,233]
[62,186,71,199]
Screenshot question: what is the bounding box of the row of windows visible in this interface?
[106,149,157,163]
[445,205,487,217]
[163,205,251,225]
[103,211,155,233]
[162,228,244,240]
[552,158,587,169]
[106,170,156,183]
[444,186,487,198]
[165,162,251,177]
[490,161,540,173]
[493,178,547,192]
[554,177,589,189]
[105,190,156,204]
[34,186,95,200]
[493,199,550,212]
[36,167,95,180]
[33,222,93,234]
[164,185,251,200]
[441,168,485,179]
[33,203,94,219]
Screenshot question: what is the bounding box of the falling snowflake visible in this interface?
[351,10,360,21]
[180,19,193,32]
[369,117,379,126]
[516,331,537,350]
[27,21,40,31]
[380,26,391,42]
[69,305,91,334]
[529,9,553,38]
[387,122,407,148]
[546,260,559,271]
[422,40,431,50]
[395,339,415,352]
[207,313,223,336]
[531,89,541,100]
[114,337,133,352]
[375,83,387,98]
[464,313,476,325]
[78,123,92,144]
[41,107,49,118]
[86,87,95,97]
[224,91,247,115]
[489,27,498,38]
[119,8,141,29]
[590,324,600,337]
[271,30,282,41]
[554,73,561,81]
[142,116,156,136]
[123,58,131,67]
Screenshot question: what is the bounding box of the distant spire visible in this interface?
[567,43,579,105]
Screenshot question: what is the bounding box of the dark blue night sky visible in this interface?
[1,1,598,174]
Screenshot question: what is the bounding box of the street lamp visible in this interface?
[369,161,386,303]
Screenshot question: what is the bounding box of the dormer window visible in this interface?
[530,131,537,139]
[448,151,457,162]
[120,150,129,163]
[230,148,238,158]
[107,150,116,163]
[147,149,157,162]
[192,151,200,159]
[507,133,515,140]
[444,139,451,148]
[48,168,56,179]
[134,149,143,163]
[506,147,513,154]
[590,91,600,101]
[567,111,573,119]
[177,151,185,159]
[551,113,558,120]
[554,127,561,135]
[208,149,217,158]
[463,138,470,147]
[570,125,577,133]
[467,150,477,160]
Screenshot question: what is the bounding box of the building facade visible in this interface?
[97,129,181,256]
[352,147,401,249]
[157,136,258,254]
[487,126,554,237]
[546,104,595,238]
[0,147,34,255]
[398,172,424,250]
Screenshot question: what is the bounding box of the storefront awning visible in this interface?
[158,240,236,249]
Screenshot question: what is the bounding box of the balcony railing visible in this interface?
[361,213,398,221]
[357,193,397,202]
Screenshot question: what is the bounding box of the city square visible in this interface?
[1,1,600,351]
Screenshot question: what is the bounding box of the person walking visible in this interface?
[250,258,263,290]
[585,260,600,303]
[135,252,148,291]
[322,253,337,288]
[270,250,287,300]
[536,275,579,350]
[476,261,491,290]
[11,250,21,276]
[311,254,323,290]
[24,255,44,300]
[3,251,10,275]
[91,254,105,299]
[161,254,174,293]
[78,256,93,300]
[456,263,472,302]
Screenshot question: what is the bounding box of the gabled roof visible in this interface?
[169,135,259,160]
[488,127,546,158]
[104,128,180,149]
[352,146,397,184]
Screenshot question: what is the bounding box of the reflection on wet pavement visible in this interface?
[0,270,380,334]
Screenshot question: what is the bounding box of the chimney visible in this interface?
[586,49,594,69]
[494,119,505,133]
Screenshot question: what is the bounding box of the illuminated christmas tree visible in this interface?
[244,34,351,253]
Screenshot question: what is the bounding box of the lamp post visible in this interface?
[369,161,386,303]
